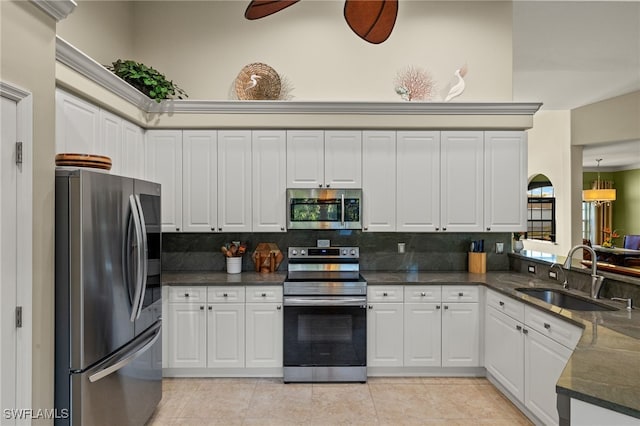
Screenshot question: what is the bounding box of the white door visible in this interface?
[396,131,441,232]
[324,130,362,188]
[404,303,442,367]
[168,303,207,368]
[252,130,287,232]
[441,131,484,232]
[183,130,217,232]
[286,130,324,188]
[484,131,528,232]
[362,131,396,232]
[1,95,18,422]
[218,130,252,232]
[441,302,480,367]
[98,109,122,175]
[122,120,145,179]
[245,303,283,368]
[207,304,245,368]
[146,130,183,232]
[367,303,404,367]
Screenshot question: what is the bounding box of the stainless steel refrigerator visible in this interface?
[55,169,162,426]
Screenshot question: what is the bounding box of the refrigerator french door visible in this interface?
[55,169,161,426]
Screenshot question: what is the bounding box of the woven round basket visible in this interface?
[235,63,282,100]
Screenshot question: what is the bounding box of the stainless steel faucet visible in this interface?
[549,263,568,288]
[563,245,605,299]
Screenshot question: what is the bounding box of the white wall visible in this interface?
[524,110,575,256]
[59,0,514,101]
[0,0,56,420]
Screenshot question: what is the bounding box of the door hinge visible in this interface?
[16,306,22,328]
[16,141,23,165]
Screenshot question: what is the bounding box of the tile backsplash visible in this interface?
[162,231,512,272]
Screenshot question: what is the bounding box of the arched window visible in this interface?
[527,174,556,242]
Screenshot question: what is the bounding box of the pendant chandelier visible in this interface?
[582,158,616,204]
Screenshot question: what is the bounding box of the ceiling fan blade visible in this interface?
[245,0,301,20]
[344,0,398,44]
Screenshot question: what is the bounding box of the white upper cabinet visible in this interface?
[286,130,362,188]
[484,131,528,232]
[99,109,122,175]
[145,130,183,232]
[324,131,362,188]
[55,89,100,155]
[286,130,324,188]
[440,131,484,232]
[218,130,252,232]
[183,130,217,232]
[396,131,441,232]
[362,131,396,232]
[252,131,287,232]
[121,120,145,179]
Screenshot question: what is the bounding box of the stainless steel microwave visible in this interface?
[287,188,362,230]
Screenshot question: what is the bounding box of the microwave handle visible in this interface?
[341,194,345,227]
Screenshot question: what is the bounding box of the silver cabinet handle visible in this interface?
[223,293,228,297]
[458,292,464,297]
[208,306,212,311]
[487,227,491,231]
[276,305,282,310]
[280,227,285,231]
[218,227,222,231]
[436,305,441,310]
[327,184,330,188]
[262,293,267,297]
[364,226,368,231]
[516,325,522,331]
[383,292,388,296]
[368,305,373,309]
[544,323,551,330]
[435,227,440,231]
[211,227,215,231]
[420,292,426,297]
[523,328,529,335]
[499,301,504,306]
[444,305,449,310]
[184,293,189,297]
[318,184,322,188]
[200,306,204,310]
[176,227,180,231]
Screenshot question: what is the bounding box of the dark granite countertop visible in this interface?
[162,269,640,419]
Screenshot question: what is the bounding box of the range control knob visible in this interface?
[291,249,298,256]
[342,249,348,255]
[350,249,356,255]
[300,250,306,255]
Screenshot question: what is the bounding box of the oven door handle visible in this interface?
[284,297,367,307]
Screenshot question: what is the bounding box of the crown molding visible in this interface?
[56,36,542,118]
[31,0,77,22]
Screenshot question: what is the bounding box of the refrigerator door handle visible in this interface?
[128,194,144,322]
[88,320,161,383]
[133,194,148,320]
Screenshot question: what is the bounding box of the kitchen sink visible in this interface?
[514,288,617,311]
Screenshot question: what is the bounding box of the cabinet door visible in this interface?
[245,303,283,368]
[396,131,440,232]
[55,89,100,155]
[524,327,572,425]
[362,131,396,232]
[122,120,145,179]
[404,303,441,367]
[99,109,122,175]
[286,130,324,188]
[441,131,484,232]
[207,303,245,368]
[324,131,362,188]
[145,130,183,232]
[367,303,403,367]
[485,306,525,402]
[167,303,206,368]
[218,130,252,232]
[484,131,527,232]
[183,130,217,232]
[441,302,480,367]
[253,130,287,232]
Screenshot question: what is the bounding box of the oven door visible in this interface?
[283,296,367,367]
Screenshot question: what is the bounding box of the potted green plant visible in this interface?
[107,59,188,102]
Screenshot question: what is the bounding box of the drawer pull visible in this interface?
[436,305,441,310]
[458,292,464,297]
[516,325,522,331]
[223,293,228,297]
[208,306,212,311]
[184,293,189,297]
[444,305,449,310]
[261,293,267,297]
[523,328,529,335]
[368,305,373,309]
[277,305,281,310]
[420,292,426,297]
[383,292,388,297]
[544,323,551,330]
[200,306,204,310]
[499,301,505,306]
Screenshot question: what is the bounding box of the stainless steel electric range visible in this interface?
[283,246,367,383]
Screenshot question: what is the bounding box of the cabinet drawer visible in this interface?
[524,306,583,350]
[246,286,283,303]
[368,286,403,302]
[442,285,479,302]
[208,286,245,303]
[169,286,206,303]
[486,289,525,323]
[404,285,441,302]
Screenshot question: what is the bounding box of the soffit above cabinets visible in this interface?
[55,36,541,130]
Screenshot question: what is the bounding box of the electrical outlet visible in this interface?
[528,265,536,274]
[397,243,406,254]
[549,271,558,280]
[495,242,504,254]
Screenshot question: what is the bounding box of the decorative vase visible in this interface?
[514,240,524,253]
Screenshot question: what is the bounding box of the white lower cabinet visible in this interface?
[442,302,480,367]
[367,301,404,367]
[167,302,207,368]
[206,303,245,368]
[485,289,581,425]
[245,302,283,368]
[404,302,441,367]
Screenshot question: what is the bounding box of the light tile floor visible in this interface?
[147,377,533,425]
[147,377,532,426]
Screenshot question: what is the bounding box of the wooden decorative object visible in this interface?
[235,63,282,100]
[468,252,486,274]
[252,243,284,273]
[245,0,300,19]
[55,153,112,170]
[344,0,398,44]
